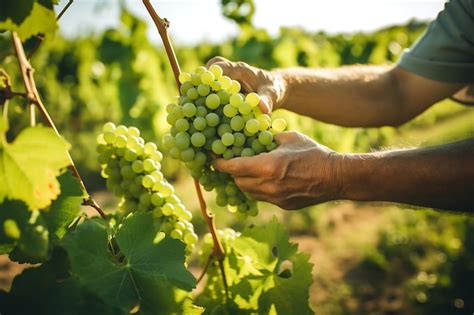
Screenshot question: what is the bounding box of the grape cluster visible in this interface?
[162,65,286,217]
[97,122,198,252]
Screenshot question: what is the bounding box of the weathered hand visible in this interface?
[206,56,287,113]
[213,131,342,210]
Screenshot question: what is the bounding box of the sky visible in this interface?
[58,0,447,45]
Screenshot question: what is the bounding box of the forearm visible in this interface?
[338,138,474,212]
[274,65,404,127]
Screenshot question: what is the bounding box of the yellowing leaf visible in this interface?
[0,127,71,210]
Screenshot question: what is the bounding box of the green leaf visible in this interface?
[0,126,71,210]
[197,218,314,314]
[43,171,84,239]
[0,247,121,315]
[0,0,58,40]
[62,212,196,313]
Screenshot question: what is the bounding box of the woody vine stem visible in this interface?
[142,0,229,292]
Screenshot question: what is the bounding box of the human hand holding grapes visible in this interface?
[206,56,287,113]
[213,131,343,210]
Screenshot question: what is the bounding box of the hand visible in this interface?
[213,131,343,210]
[206,56,287,113]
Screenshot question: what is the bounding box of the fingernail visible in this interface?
[259,96,271,114]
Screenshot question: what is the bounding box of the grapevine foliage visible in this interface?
[197,218,313,314]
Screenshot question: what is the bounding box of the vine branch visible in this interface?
[11,32,106,220]
[143,0,228,291]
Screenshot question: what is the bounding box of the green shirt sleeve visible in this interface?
[397,0,474,83]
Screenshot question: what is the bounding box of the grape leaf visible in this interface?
[197,218,314,315]
[0,126,71,210]
[43,171,84,239]
[0,0,58,40]
[0,247,121,315]
[62,212,197,313]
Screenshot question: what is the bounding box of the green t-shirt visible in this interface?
[397,0,474,103]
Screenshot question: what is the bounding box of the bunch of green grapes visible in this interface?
[162,65,286,217]
[97,122,198,252]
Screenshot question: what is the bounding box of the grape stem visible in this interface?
[11,32,107,220]
[142,0,228,293]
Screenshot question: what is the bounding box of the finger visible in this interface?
[274,131,299,146]
[205,56,230,69]
[233,176,261,194]
[213,157,260,177]
[257,85,275,113]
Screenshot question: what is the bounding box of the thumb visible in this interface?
[273,131,299,146]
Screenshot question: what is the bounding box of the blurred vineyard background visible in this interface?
[1,1,473,314]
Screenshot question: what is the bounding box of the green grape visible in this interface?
[211,81,222,91]
[205,113,220,127]
[238,102,252,115]
[228,80,241,94]
[200,70,215,85]
[103,131,116,144]
[217,90,230,104]
[223,149,234,160]
[245,92,260,107]
[162,133,176,150]
[230,115,245,131]
[161,203,174,216]
[229,93,244,108]
[131,160,144,173]
[197,84,211,96]
[181,147,195,162]
[195,106,208,117]
[175,132,191,150]
[144,142,158,156]
[124,149,138,162]
[194,151,207,165]
[3,219,21,240]
[223,104,238,117]
[186,87,199,100]
[257,114,272,130]
[182,103,197,117]
[266,142,277,151]
[205,94,220,109]
[209,64,223,79]
[114,135,127,148]
[212,140,226,155]
[143,158,156,173]
[252,139,266,154]
[116,125,128,135]
[258,130,273,145]
[191,73,202,86]
[193,117,207,131]
[221,133,235,146]
[184,232,198,245]
[191,132,206,147]
[171,229,183,239]
[195,96,206,107]
[175,118,190,132]
[272,118,287,132]
[233,132,246,147]
[245,119,260,134]
[166,103,177,114]
[178,72,191,83]
[151,192,164,206]
[128,126,140,137]
[103,122,116,133]
[218,75,232,90]
[142,175,155,189]
[180,81,193,95]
